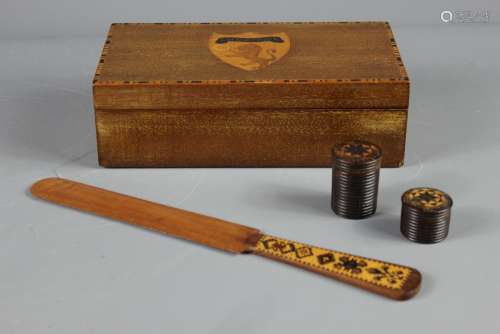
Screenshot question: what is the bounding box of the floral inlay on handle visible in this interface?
[254,235,420,298]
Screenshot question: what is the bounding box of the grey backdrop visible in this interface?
[1,1,500,333]
[2,0,499,38]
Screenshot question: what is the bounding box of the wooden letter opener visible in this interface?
[31,178,421,300]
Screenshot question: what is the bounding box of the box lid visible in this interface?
[93,22,409,110]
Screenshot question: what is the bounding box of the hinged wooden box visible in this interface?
[93,22,409,167]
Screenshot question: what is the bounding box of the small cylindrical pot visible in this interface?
[331,141,382,219]
[400,187,453,244]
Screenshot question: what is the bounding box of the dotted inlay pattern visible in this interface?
[256,235,411,290]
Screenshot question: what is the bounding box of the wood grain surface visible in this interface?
[92,22,409,168]
[30,177,261,253]
[31,178,421,300]
[95,108,407,167]
[93,22,408,110]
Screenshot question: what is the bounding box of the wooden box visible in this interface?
[93,22,409,167]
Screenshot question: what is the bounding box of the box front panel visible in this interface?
[95,109,407,167]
